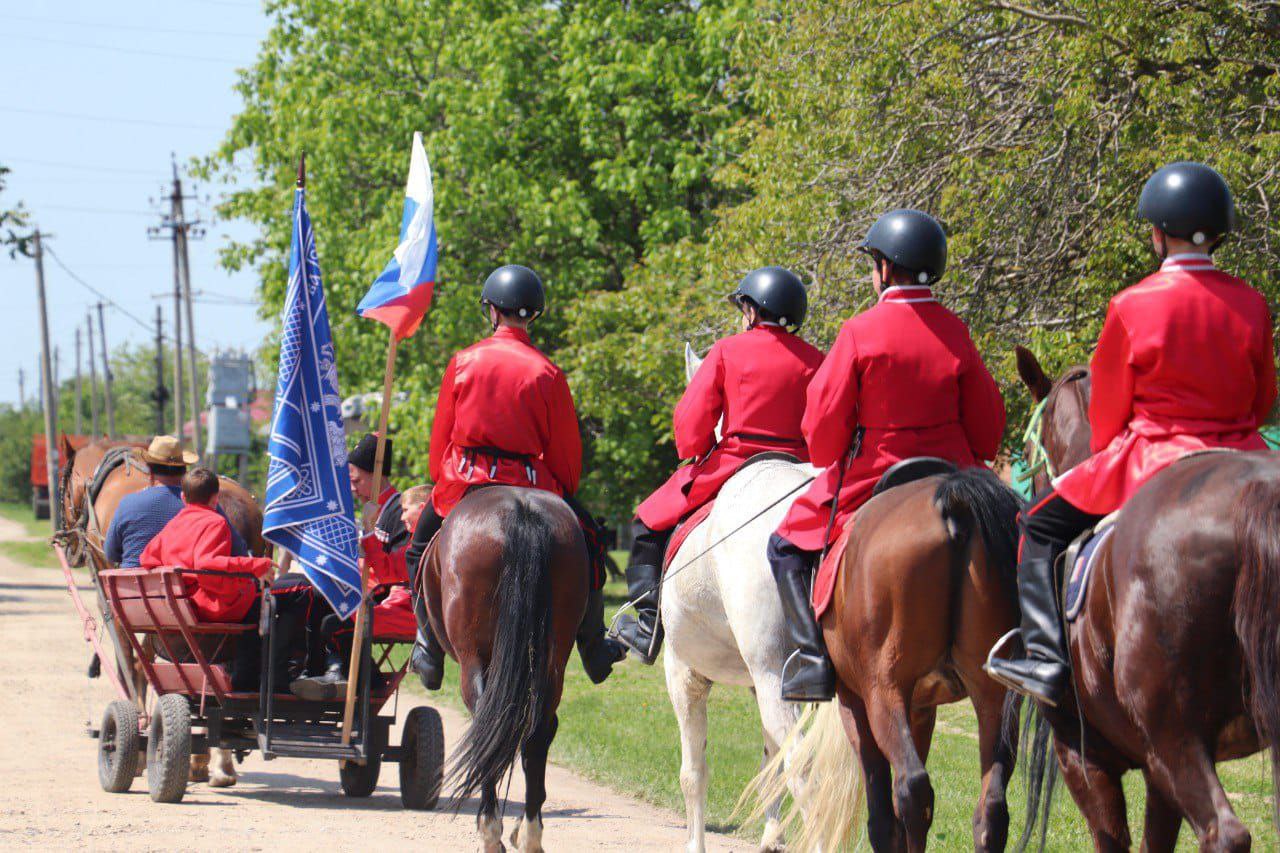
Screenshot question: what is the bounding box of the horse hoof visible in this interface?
[189,756,210,783]
[209,772,237,788]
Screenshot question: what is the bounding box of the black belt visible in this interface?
[727,432,803,446]
[460,445,537,483]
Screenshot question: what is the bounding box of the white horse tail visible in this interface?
[736,700,863,852]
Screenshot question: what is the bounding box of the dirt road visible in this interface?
[0,533,749,851]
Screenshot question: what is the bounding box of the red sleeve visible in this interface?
[542,368,582,495]
[428,356,458,485]
[362,534,408,586]
[1252,303,1277,426]
[803,322,861,468]
[140,534,163,569]
[958,337,1006,461]
[193,518,272,579]
[673,341,725,460]
[1087,302,1135,453]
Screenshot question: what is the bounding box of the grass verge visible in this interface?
[0,502,55,567]
[409,555,1276,848]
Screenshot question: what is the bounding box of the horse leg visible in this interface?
[1141,736,1248,852]
[665,652,712,853]
[209,747,237,788]
[1140,770,1182,852]
[189,753,210,783]
[478,781,505,853]
[1053,737,1131,852]
[967,680,1016,852]
[839,692,905,853]
[511,713,557,853]
[861,688,934,853]
[749,676,801,852]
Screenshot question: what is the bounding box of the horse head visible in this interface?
[1015,345,1093,494]
[682,342,722,443]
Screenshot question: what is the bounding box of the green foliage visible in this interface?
[201,0,755,519]
[0,164,30,258]
[0,407,41,505]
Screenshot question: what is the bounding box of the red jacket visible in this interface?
[361,485,408,587]
[429,325,582,515]
[637,324,825,529]
[140,503,272,623]
[777,285,1006,550]
[1054,255,1276,514]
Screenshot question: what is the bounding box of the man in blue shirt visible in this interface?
[103,436,248,567]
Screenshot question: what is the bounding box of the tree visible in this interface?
[0,164,30,257]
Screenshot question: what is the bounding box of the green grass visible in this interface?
[0,501,55,567]
[412,553,1276,848]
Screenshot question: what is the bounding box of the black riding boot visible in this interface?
[289,650,347,701]
[613,563,665,664]
[576,586,626,684]
[412,627,446,691]
[769,534,835,702]
[985,556,1069,706]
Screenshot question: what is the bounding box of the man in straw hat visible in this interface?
[104,435,249,568]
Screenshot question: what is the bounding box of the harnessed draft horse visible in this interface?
[418,485,587,853]
[745,465,1023,852]
[1012,346,1280,852]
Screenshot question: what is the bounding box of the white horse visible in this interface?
[658,344,816,852]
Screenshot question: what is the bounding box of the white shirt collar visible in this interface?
[1161,252,1215,271]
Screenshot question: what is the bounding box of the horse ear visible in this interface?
[1015,345,1054,402]
[684,342,703,384]
[58,434,74,462]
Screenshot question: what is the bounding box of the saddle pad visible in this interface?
[812,524,852,620]
[1064,523,1115,621]
[662,500,716,573]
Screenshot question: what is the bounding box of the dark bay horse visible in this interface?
[1015,346,1280,851]
[419,486,586,853]
[750,468,1023,851]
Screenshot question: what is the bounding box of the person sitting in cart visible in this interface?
[140,467,274,690]
[104,435,249,568]
[288,485,427,701]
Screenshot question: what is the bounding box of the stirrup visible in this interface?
[982,629,1061,708]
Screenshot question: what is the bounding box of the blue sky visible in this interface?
[0,0,272,406]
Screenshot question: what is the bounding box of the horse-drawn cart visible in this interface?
[57,543,444,806]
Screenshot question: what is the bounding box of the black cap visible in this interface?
[480,265,545,318]
[1138,161,1234,245]
[349,432,393,477]
[728,266,808,329]
[859,209,948,284]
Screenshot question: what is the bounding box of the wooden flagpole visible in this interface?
[340,330,398,750]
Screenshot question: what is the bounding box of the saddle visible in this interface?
[872,457,957,497]
[1060,513,1118,622]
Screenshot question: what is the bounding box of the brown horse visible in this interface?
[1015,346,1280,851]
[419,486,586,853]
[748,467,1023,851]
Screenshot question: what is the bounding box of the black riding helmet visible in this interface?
[728,266,808,330]
[480,264,545,319]
[859,209,947,285]
[1138,161,1234,247]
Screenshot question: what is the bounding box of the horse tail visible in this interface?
[932,467,1021,602]
[735,701,864,850]
[447,493,556,806]
[1233,476,1280,829]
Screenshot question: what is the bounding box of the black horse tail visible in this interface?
[1233,476,1280,830]
[447,493,556,806]
[932,467,1021,599]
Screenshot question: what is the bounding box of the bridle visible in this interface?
[1017,367,1089,491]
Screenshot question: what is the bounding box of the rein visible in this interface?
[1015,397,1055,489]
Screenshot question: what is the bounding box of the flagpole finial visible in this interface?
[296,151,306,189]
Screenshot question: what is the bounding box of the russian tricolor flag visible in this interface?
[357,132,437,339]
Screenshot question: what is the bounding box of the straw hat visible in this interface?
[141,435,198,467]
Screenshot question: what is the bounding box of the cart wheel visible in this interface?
[98,700,140,793]
[147,694,192,803]
[339,722,384,798]
[400,706,444,810]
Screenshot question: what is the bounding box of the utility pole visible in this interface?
[152,305,168,435]
[95,303,117,439]
[74,328,82,434]
[53,345,60,423]
[16,366,24,410]
[33,230,60,531]
[149,156,204,455]
[86,313,100,436]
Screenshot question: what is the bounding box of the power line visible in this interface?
[0,104,221,131]
[2,156,163,176]
[38,204,155,218]
[43,245,158,337]
[0,32,241,64]
[0,13,257,39]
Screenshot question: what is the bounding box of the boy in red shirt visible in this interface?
[141,467,274,689]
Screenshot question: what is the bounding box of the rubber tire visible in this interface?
[339,724,384,798]
[147,694,192,803]
[98,700,140,793]
[399,706,445,810]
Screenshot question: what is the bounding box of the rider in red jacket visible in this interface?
[406,265,624,687]
[614,267,824,663]
[770,210,1006,701]
[987,163,1277,706]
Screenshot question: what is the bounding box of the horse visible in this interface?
[1011,346,1280,852]
[419,486,587,852]
[58,436,268,789]
[746,466,1023,852]
[652,343,817,852]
